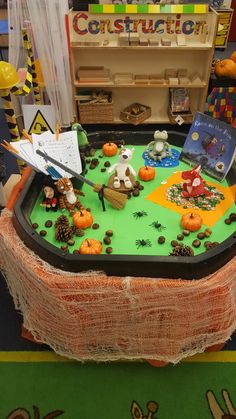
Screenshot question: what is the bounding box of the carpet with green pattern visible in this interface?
[1,351,236,418]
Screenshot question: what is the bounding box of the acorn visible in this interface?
[32,223,39,229]
[45,220,53,228]
[104,161,111,167]
[205,228,212,235]
[40,230,47,237]
[225,218,231,225]
[192,239,201,248]
[229,213,236,222]
[91,158,99,166]
[204,241,211,248]
[104,236,111,245]
[171,240,179,247]
[158,236,165,244]
[197,232,206,240]
[92,223,100,230]
[177,233,184,241]
[132,189,140,197]
[67,239,75,246]
[61,245,68,251]
[183,229,190,236]
[100,168,106,172]
[73,249,80,254]
[106,229,113,237]
[106,247,113,254]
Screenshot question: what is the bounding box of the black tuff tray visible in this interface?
[13,130,236,280]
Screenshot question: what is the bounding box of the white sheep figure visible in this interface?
[108,146,136,189]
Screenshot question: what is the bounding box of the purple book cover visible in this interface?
[180,112,236,182]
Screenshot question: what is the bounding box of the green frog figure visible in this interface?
[146,130,172,162]
[72,123,89,149]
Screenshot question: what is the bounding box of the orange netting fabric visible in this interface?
[0,208,236,363]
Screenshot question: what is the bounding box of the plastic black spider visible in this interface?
[149,221,166,232]
[136,239,152,249]
[133,210,148,219]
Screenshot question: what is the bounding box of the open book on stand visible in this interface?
[180,112,236,182]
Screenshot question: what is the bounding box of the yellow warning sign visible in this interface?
[28,109,53,135]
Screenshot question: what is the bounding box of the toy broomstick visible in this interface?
[36,149,127,210]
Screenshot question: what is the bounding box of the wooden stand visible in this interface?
[107,173,135,192]
[68,8,218,125]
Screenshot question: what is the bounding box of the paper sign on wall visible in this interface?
[22,105,56,135]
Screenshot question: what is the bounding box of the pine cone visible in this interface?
[55,225,73,242]
[55,215,69,228]
[170,245,194,257]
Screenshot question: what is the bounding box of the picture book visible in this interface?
[179,112,236,182]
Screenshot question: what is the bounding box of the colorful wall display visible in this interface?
[88,3,209,14]
[72,11,208,35]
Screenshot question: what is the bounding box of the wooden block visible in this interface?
[114,73,133,84]
[134,74,149,84]
[190,72,202,84]
[149,74,165,84]
[129,32,140,46]
[161,37,171,46]
[139,38,149,46]
[178,77,190,85]
[165,68,178,78]
[148,38,159,46]
[107,174,135,192]
[118,33,129,46]
[168,77,179,86]
[178,68,188,77]
[176,34,186,46]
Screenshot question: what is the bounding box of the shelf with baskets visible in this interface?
[68,8,218,125]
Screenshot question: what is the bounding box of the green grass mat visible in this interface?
[30,146,236,257]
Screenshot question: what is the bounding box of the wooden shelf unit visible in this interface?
[68,8,218,125]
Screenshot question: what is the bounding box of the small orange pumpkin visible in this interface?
[230,51,236,63]
[181,212,202,232]
[102,142,118,157]
[215,59,236,79]
[138,166,156,181]
[72,210,93,229]
[79,238,102,255]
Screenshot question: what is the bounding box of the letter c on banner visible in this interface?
[73,12,88,35]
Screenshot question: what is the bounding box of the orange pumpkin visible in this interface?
[215,59,236,79]
[230,51,236,63]
[102,142,118,157]
[181,212,202,232]
[72,210,93,229]
[79,239,102,255]
[138,166,156,181]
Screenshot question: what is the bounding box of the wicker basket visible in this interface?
[168,106,193,124]
[77,100,114,124]
[120,103,151,125]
